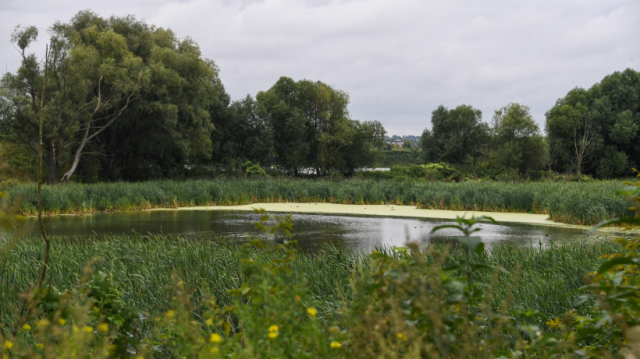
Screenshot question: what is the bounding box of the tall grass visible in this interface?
[0,233,619,327]
[3,178,630,224]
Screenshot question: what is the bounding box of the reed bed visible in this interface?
[3,178,630,225]
[0,233,619,327]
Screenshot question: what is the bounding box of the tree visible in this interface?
[257,76,385,175]
[210,95,273,166]
[420,105,489,165]
[1,12,223,182]
[546,69,640,179]
[488,103,547,175]
[546,89,601,180]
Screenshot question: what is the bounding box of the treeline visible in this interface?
[0,11,385,183]
[1,11,639,183]
[420,69,640,180]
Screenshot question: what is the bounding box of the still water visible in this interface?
[22,210,608,253]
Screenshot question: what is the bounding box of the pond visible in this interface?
[22,209,613,253]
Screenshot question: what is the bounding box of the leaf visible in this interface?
[223,321,231,336]
[456,236,482,253]
[442,264,461,272]
[597,257,639,274]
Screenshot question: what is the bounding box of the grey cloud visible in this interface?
[1,0,639,136]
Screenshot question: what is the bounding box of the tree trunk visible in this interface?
[47,146,59,184]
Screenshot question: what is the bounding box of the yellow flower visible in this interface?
[3,341,13,350]
[330,341,342,349]
[98,323,109,333]
[92,306,100,313]
[269,325,279,333]
[546,318,561,330]
[165,310,175,319]
[210,333,222,343]
[268,332,278,339]
[35,343,44,349]
[210,347,220,354]
[397,333,408,341]
[206,318,213,326]
[37,319,50,328]
[307,307,317,317]
[82,326,93,333]
[58,318,67,326]
[22,324,31,331]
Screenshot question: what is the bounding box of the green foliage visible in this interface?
[547,69,640,179]
[257,76,385,175]
[484,103,548,176]
[5,178,631,225]
[420,104,489,165]
[1,11,223,183]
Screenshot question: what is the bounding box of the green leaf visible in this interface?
[597,257,639,274]
[456,236,482,253]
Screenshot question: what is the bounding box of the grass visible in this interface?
[3,178,631,225]
[0,233,619,328]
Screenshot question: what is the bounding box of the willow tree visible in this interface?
[2,11,222,182]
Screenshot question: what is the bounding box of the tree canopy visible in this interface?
[1,11,223,182]
[256,77,385,175]
[546,69,640,179]
[420,105,489,165]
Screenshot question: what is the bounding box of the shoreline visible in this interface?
[153,202,622,233]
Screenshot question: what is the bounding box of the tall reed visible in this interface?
[3,178,629,225]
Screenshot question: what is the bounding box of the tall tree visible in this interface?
[257,76,384,175]
[488,103,547,175]
[210,94,273,166]
[420,105,489,165]
[547,69,640,179]
[1,11,222,182]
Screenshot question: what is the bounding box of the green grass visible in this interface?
[0,233,619,327]
[4,178,630,225]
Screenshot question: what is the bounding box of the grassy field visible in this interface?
[3,178,631,225]
[0,233,619,327]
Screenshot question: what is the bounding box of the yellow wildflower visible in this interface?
[330,341,342,348]
[58,318,67,326]
[37,319,49,328]
[307,307,317,317]
[22,324,31,331]
[210,347,220,354]
[165,310,175,319]
[546,318,561,329]
[397,333,408,341]
[82,326,93,333]
[206,318,213,326]
[98,323,109,333]
[3,341,13,350]
[35,343,44,349]
[210,333,222,343]
[268,324,279,338]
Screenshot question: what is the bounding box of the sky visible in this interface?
[1,0,639,136]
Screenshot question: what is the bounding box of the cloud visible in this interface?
[1,0,639,135]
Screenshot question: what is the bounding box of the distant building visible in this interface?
[393,139,404,148]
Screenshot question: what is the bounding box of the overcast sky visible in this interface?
[1,0,639,135]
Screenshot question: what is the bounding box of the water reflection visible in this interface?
[23,210,605,253]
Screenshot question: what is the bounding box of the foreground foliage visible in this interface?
[1,176,639,357]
